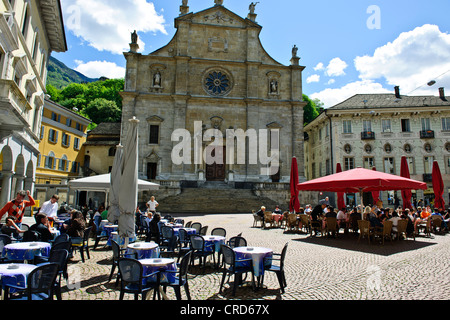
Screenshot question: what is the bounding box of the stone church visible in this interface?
[120,0,307,213]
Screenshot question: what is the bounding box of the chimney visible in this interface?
[439,87,447,101]
[394,86,401,99]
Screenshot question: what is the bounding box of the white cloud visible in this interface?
[75,60,126,79]
[314,62,324,71]
[310,80,390,108]
[62,0,167,54]
[306,74,320,83]
[354,24,450,95]
[326,58,348,77]
[327,79,335,85]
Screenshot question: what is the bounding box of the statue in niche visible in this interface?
[270,79,278,93]
[153,72,161,87]
[131,30,138,44]
[214,0,223,5]
[182,0,188,6]
[292,45,298,58]
[249,2,259,14]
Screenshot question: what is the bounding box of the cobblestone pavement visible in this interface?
[24,214,450,301]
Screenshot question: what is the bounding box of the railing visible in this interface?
[420,130,435,139]
[361,131,375,140]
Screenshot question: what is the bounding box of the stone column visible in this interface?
[0,171,13,208]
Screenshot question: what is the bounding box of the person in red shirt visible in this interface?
[0,190,35,226]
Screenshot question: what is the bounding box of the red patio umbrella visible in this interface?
[289,157,300,213]
[297,167,427,218]
[336,163,345,210]
[371,167,381,206]
[432,161,445,209]
[400,156,413,210]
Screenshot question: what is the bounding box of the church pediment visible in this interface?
[177,4,259,29]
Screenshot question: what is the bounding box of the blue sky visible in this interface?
[52,0,450,108]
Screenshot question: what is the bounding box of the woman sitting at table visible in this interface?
[29,213,54,242]
[66,210,86,245]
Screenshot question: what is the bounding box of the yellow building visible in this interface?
[34,98,91,205]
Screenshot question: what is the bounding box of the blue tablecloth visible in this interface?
[173,227,196,236]
[234,247,273,277]
[2,242,51,261]
[0,263,37,293]
[126,242,160,259]
[203,236,226,253]
[140,258,177,284]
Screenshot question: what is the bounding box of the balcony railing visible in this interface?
[420,130,435,139]
[361,131,375,140]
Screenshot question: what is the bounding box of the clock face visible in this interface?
[203,69,232,96]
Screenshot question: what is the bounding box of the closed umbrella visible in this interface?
[400,156,412,210]
[289,157,300,213]
[371,167,381,207]
[108,144,123,223]
[336,163,345,210]
[118,117,140,240]
[432,161,445,209]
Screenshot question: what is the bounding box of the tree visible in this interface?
[303,94,322,126]
[84,98,121,124]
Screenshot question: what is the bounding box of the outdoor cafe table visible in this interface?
[110,231,137,247]
[126,242,160,259]
[103,224,118,246]
[139,258,177,300]
[233,247,273,288]
[0,263,37,297]
[172,227,196,236]
[2,242,51,262]
[204,235,226,253]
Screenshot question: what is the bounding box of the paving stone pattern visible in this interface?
[24,214,450,301]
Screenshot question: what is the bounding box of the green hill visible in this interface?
[46,56,99,89]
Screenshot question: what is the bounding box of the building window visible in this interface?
[384,157,395,174]
[325,159,331,175]
[48,129,58,143]
[73,137,80,150]
[45,152,56,169]
[342,120,352,134]
[344,157,354,171]
[59,155,68,171]
[421,118,431,131]
[21,5,30,37]
[149,125,159,144]
[71,161,79,174]
[51,112,60,122]
[40,126,45,140]
[382,119,391,132]
[76,123,84,131]
[445,157,450,174]
[401,119,411,132]
[108,147,116,157]
[406,157,415,175]
[442,118,450,131]
[363,157,374,169]
[62,133,70,147]
[424,156,434,174]
[66,118,72,127]
[363,120,372,132]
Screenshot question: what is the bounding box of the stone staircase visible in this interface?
[157,182,280,214]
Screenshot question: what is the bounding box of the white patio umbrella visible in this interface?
[107,144,123,223]
[118,117,140,240]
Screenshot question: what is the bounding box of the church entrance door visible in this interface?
[206,147,226,181]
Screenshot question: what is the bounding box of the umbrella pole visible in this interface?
[359,189,364,220]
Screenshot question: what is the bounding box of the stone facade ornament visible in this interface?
[214,0,224,5]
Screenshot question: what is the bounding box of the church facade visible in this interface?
[120,1,306,204]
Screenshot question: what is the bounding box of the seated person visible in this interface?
[273,205,282,214]
[147,213,161,243]
[30,213,54,242]
[336,208,348,229]
[388,211,402,232]
[368,211,384,229]
[1,216,25,239]
[66,210,86,245]
[256,206,266,218]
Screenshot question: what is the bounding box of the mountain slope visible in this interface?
[46,56,99,89]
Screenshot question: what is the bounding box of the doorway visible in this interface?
[206,147,226,181]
